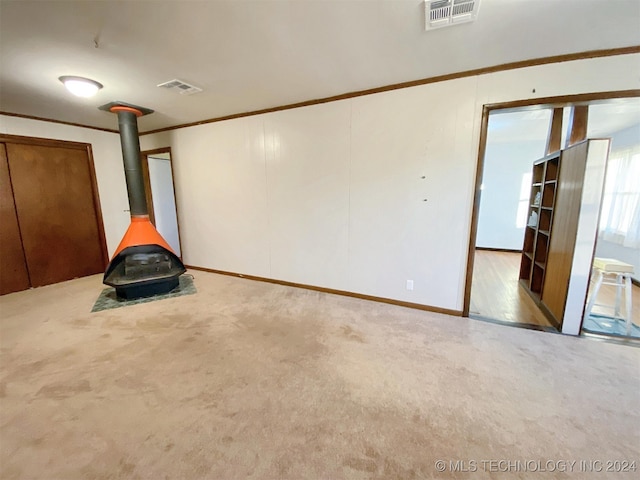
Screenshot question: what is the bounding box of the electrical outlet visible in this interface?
[406,280,414,291]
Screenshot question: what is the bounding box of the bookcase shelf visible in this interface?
[518,140,607,330]
[519,152,559,296]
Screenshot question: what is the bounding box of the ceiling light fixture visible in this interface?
[59,76,103,98]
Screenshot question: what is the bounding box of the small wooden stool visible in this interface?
[584,257,634,335]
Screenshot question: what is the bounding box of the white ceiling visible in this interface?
[1,0,639,133]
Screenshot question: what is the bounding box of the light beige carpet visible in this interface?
[1,270,639,479]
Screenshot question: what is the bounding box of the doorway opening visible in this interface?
[469,108,557,331]
[140,148,182,258]
[465,91,640,339]
[581,101,640,339]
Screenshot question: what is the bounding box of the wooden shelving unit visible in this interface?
[519,152,560,299]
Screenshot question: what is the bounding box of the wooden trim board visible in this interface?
[0,133,94,150]
[141,47,640,135]
[483,89,640,114]
[85,145,110,267]
[186,265,463,317]
[475,247,522,253]
[1,48,637,135]
[566,105,589,147]
[0,111,119,134]
[546,107,564,155]
[463,105,491,316]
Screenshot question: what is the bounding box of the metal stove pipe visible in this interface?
[115,108,147,216]
[117,110,149,216]
[99,102,154,217]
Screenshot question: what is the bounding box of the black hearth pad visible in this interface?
[91,275,196,312]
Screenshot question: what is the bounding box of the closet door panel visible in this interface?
[0,143,30,294]
[6,143,104,287]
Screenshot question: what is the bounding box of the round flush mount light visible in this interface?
[59,76,103,98]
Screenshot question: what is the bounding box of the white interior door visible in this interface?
[148,155,181,257]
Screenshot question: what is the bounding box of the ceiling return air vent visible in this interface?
[157,79,203,95]
[425,0,480,30]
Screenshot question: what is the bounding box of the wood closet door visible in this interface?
[6,143,105,287]
[0,143,31,294]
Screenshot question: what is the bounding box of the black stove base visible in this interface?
[115,277,180,300]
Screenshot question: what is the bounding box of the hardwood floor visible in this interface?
[470,250,555,328]
[470,249,639,331]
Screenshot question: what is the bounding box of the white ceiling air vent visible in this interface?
[157,79,203,95]
[425,0,480,30]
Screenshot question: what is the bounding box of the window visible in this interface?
[516,172,532,229]
[599,147,640,248]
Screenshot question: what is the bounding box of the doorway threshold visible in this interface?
[470,314,640,347]
[580,330,640,348]
[469,314,559,334]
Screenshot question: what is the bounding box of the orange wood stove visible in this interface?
[100,102,185,299]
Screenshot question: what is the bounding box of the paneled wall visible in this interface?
[348,78,478,307]
[140,54,639,312]
[2,53,637,311]
[265,103,352,290]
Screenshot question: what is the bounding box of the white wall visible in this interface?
[140,53,640,313]
[601,121,640,150]
[148,156,181,257]
[476,139,547,250]
[0,116,127,257]
[265,103,352,290]
[142,118,273,278]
